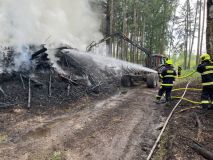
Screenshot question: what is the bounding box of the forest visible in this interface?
[92,0,209,70]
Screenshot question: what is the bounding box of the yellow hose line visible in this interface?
[176,70,197,79]
[172,88,202,92]
[172,96,201,104]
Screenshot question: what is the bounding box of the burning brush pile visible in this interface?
[0,45,121,109]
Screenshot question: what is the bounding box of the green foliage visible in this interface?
[105,0,178,59]
[141,0,177,53]
[171,52,201,82]
[172,52,197,69]
[181,69,200,78]
[176,69,201,84]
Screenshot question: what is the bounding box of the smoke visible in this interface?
[0,0,102,49]
[13,46,32,71]
[66,49,157,74]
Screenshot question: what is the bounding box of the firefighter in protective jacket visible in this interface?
[197,53,213,109]
[156,59,177,103]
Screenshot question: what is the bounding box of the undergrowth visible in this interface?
[176,69,201,84]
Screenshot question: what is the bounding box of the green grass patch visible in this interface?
[176,69,201,84]
[50,151,62,160]
[0,133,8,143]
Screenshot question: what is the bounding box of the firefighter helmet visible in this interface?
[200,54,211,61]
[165,59,173,65]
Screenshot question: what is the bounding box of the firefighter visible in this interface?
[178,66,182,77]
[197,53,213,109]
[155,59,177,104]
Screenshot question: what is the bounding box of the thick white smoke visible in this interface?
[0,0,102,49]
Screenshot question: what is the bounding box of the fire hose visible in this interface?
[171,88,202,104]
[147,71,206,159]
[171,70,202,104]
[171,96,201,104]
[172,88,202,91]
[147,82,191,160]
[176,70,197,79]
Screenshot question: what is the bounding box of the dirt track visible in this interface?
[0,86,165,160]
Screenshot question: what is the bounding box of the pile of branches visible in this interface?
[0,45,121,109]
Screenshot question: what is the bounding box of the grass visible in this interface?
[0,133,8,143]
[50,151,62,160]
[176,69,201,84]
[153,129,169,160]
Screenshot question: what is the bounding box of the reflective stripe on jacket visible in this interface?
[197,61,213,87]
[160,66,177,86]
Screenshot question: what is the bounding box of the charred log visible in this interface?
[31,47,48,60]
[189,141,213,160]
[58,74,78,86]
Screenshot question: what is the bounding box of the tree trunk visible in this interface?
[136,15,141,64]
[196,0,202,65]
[160,0,167,55]
[188,0,199,69]
[200,0,207,56]
[113,39,116,58]
[130,33,134,62]
[206,0,213,58]
[106,0,113,56]
[184,0,189,69]
[121,0,127,61]
[141,18,145,47]
[117,40,120,59]
[132,0,137,63]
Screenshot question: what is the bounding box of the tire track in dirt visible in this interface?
[0,86,165,160]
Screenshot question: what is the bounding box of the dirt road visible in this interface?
[0,86,166,160]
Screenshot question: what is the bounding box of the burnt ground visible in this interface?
[0,48,120,109]
[154,81,213,160]
[0,85,167,160]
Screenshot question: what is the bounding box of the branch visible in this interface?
[58,74,78,86]
[195,113,203,142]
[49,74,52,97]
[20,74,26,89]
[27,78,31,108]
